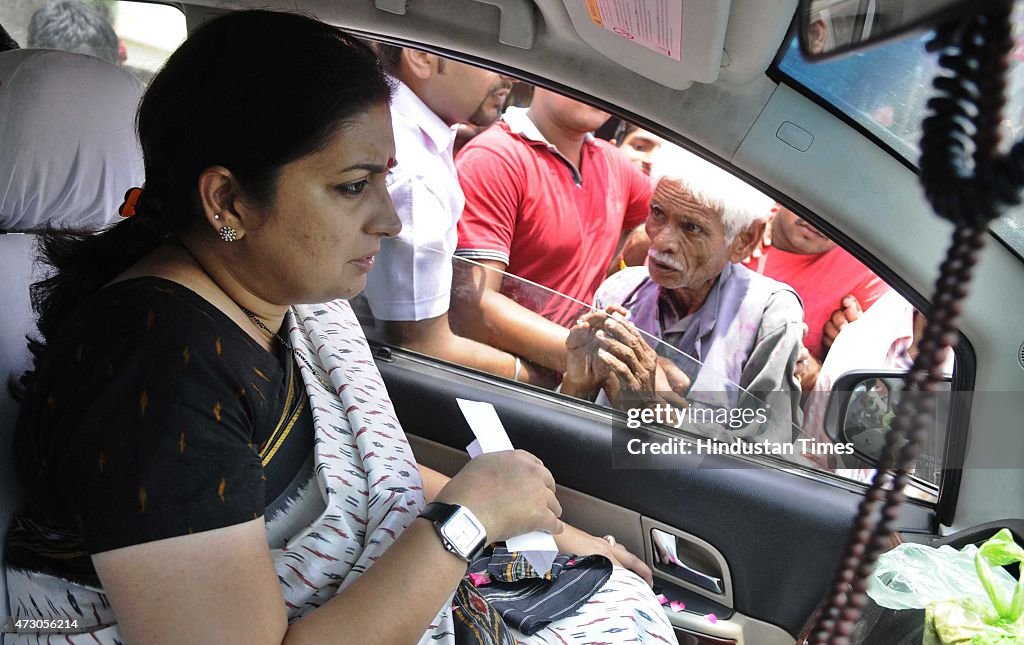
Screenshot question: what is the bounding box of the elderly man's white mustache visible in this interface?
[648,249,685,272]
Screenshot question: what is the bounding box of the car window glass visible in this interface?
[350,53,952,500]
[111,2,186,84]
[0,1,185,85]
[468,243,949,498]
[359,251,818,472]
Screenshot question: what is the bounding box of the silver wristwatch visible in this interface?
[418,502,487,562]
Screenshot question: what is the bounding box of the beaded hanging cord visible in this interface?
[805,4,1023,643]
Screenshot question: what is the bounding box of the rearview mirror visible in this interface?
[824,370,952,471]
[797,0,1005,60]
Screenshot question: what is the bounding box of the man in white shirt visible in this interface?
[360,47,548,383]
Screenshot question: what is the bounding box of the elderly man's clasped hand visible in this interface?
[561,305,689,410]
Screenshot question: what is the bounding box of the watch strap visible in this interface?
[418,501,458,524]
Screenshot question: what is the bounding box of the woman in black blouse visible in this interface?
[7,11,569,643]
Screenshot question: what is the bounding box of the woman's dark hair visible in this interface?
[28,10,392,366]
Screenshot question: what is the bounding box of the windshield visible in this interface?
[774,12,1024,258]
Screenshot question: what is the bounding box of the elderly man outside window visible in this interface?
[562,150,805,440]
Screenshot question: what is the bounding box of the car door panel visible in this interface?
[376,347,935,637]
[408,433,795,645]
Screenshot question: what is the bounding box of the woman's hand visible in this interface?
[553,524,654,586]
[434,450,564,543]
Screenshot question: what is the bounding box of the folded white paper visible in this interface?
[456,398,558,575]
[457,399,514,452]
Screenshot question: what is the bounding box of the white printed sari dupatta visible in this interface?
[282,301,456,643]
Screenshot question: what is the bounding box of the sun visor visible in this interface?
[562,0,731,89]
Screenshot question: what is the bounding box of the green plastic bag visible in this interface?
[923,598,1021,645]
[867,529,1024,644]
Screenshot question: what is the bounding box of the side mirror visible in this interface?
[823,370,952,471]
[796,0,1006,60]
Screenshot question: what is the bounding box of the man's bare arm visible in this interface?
[449,259,572,372]
[606,225,647,276]
[619,225,651,270]
[380,313,554,386]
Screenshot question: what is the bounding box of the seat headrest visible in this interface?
[0,49,145,233]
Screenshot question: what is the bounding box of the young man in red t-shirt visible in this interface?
[743,207,890,389]
[451,88,652,372]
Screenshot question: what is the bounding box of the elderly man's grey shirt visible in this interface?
[596,263,805,441]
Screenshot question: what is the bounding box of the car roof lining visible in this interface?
[185,1,798,86]
[181,1,786,163]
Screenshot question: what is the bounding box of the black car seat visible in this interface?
[0,48,144,616]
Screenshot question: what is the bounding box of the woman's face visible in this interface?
[241,103,401,304]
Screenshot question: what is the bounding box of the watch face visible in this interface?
[441,509,484,554]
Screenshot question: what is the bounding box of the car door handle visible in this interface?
[651,527,725,594]
[668,558,725,595]
[645,519,733,605]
